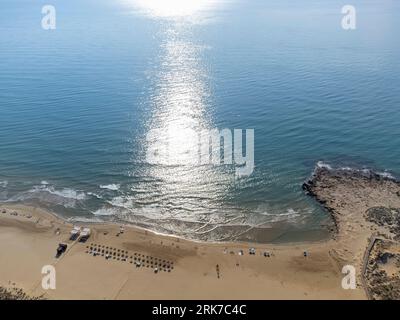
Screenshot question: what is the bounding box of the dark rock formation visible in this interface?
[0,287,45,300]
[365,241,400,300]
[366,207,400,239]
[303,164,400,300]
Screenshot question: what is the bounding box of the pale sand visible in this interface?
[0,204,364,300]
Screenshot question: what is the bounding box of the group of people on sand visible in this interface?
[222,246,309,260]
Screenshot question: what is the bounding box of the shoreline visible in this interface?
[0,203,359,300]
[0,199,333,245]
[2,202,335,249]
[1,166,400,299]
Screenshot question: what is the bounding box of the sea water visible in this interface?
[0,0,399,242]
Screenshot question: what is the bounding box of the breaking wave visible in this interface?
[92,207,121,216]
[100,184,121,191]
[0,180,8,188]
[30,185,87,200]
[315,161,397,180]
[4,183,87,208]
[316,161,333,170]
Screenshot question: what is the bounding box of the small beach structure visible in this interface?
[79,228,91,242]
[69,226,81,241]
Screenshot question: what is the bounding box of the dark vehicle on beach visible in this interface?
[55,243,67,258]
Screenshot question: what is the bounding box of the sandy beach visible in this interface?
[0,203,361,300]
[1,167,399,300]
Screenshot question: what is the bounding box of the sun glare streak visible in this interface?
[122,0,222,18]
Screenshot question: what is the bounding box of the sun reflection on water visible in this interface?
[143,24,231,208]
[122,0,243,238]
[122,0,223,18]
[113,0,311,242]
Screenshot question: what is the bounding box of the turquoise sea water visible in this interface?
[0,0,399,242]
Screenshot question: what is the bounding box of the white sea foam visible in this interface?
[92,207,118,216]
[316,161,333,170]
[0,180,8,188]
[259,208,301,223]
[87,192,102,199]
[67,216,104,223]
[340,167,353,171]
[338,167,396,180]
[107,197,168,220]
[109,196,133,208]
[315,162,397,180]
[6,186,84,209]
[46,187,86,200]
[277,208,300,220]
[285,208,299,216]
[376,171,395,180]
[29,185,87,200]
[100,184,120,191]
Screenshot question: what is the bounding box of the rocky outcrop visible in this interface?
[303,165,400,300]
[366,207,400,241]
[365,241,400,300]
